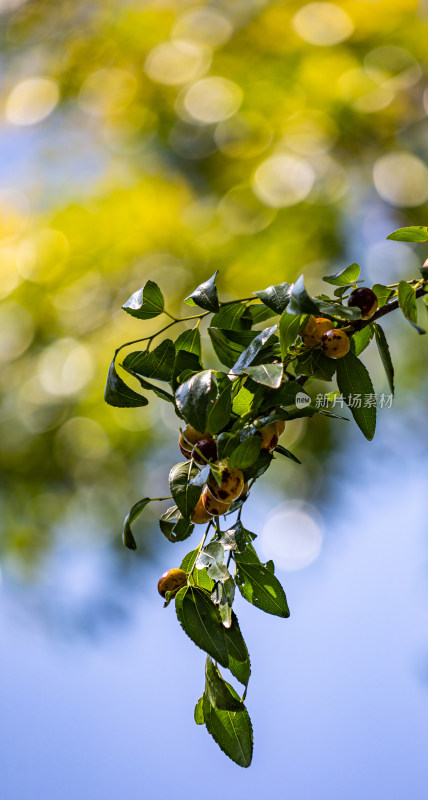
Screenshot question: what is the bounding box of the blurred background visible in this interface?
[1,0,428,796]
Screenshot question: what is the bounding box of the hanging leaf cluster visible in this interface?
[105,226,427,766]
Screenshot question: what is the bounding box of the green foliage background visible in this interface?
[1,0,428,578]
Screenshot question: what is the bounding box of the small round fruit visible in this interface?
[207,466,244,503]
[178,425,209,459]
[275,420,286,438]
[192,496,212,524]
[301,316,332,347]
[258,423,279,452]
[348,287,378,319]
[191,438,218,465]
[201,486,231,516]
[157,568,187,598]
[321,329,350,359]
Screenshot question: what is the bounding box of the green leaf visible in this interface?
[175,586,229,668]
[169,461,201,518]
[288,276,361,321]
[228,436,261,470]
[219,522,249,553]
[104,358,149,408]
[202,694,253,768]
[398,280,417,324]
[288,276,320,315]
[245,304,278,325]
[253,282,292,314]
[231,385,257,417]
[180,548,199,573]
[224,612,251,686]
[243,451,273,481]
[205,658,244,711]
[235,558,290,618]
[194,697,205,725]
[211,302,250,331]
[175,370,217,431]
[237,362,283,388]
[159,506,194,542]
[129,373,175,404]
[196,542,229,582]
[336,352,376,440]
[279,312,305,359]
[207,376,233,434]
[122,497,152,550]
[208,328,257,368]
[185,271,220,313]
[231,325,277,372]
[386,226,428,242]
[174,328,201,357]
[372,284,394,307]
[350,324,374,357]
[122,280,164,320]
[323,263,360,286]
[294,349,337,381]
[374,324,394,395]
[274,444,301,464]
[171,349,201,391]
[122,339,175,382]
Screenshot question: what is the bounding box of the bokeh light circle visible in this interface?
[260,502,324,571]
[145,41,210,87]
[6,78,59,125]
[253,154,315,207]
[373,153,428,207]
[172,7,233,47]
[292,2,354,46]
[183,76,242,124]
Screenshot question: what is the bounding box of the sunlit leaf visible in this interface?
[374,324,394,395]
[185,271,220,312]
[175,370,217,431]
[122,497,152,550]
[386,226,428,242]
[234,557,290,618]
[253,282,292,314]
[122,280,164,320]
[336,352,376,440]
[175,586,229,667]
[323,263,360,286]
[123,339,175,381]
[169,461,201,518]
[104,358,148,408]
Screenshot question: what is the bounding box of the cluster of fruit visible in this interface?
[157,418,286,599]
[302,287,379,358]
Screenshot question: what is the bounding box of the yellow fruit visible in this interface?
[301,316,332,347]
[178,425,210,459]
[275,420,286,437]
[201,486,231,517]
[258,423,279,452]
[321,329,350,359]
[157,568,187,598]
[207,466,244,503]
[191,496,212,524]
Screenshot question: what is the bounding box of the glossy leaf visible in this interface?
[122,339,175,381]
[208,328,256,368]
[171,349,201,391]
[196,542,229,582]
[288,276,361,320]
[336,352,376,440]
[350,324,374,357]
[205,657,243,710]
[202,693,253,768]
[274,444,301,464]
[372,284,394,307]
[243,451,273,481]
[235,557,290,618]
[224,612,251,686]
[253,282,292,314]
[386,226,428,242]
[122,280,164,320]
[228,435,261,470]
[219,522,248,553]
[194,697,205,725]
[130,373,175,404]
[231,325,277,372]
[185,271,220,312]
[242,362,283,388]
[169,461,201,518]
[294,349,337,381]
[279,312,305,359]
[175,370,217,431]
[159,506,194,542]
[323,263,360,286]
[104,358,149,408]
[245,304,278,325]
[174,328,201,357]
[211,302,250,331]
[207,377,233,434]
[122,497,152,550]
[175,586,229,668]
[374,324,394,395]
[398,281,417,324]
